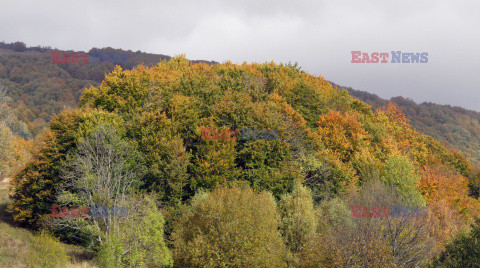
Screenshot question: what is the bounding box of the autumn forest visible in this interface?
[1,41,480,267]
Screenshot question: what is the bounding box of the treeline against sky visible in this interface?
[0,41,189,138]
[333,82,480,166]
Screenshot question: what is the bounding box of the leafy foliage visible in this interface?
[311,180,444,267]
[279,180,317,254]
[10,55,479,229]
[432,218,480,267]
[0,41,215,137]
[172,186,288,267]
[26,230,69,268]
[337,82,480,190]
[96,195,173,268]
[381,153,425,206]
[53,124,145,245]
[6,55,480,266]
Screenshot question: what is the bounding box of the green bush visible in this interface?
[381,153,425,206]
[279,180,317,253]
[432,218,480,267]
[96,195,173,268]
[26,230,69,268]
[172,186,288,267]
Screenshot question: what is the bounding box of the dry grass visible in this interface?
[0,220,30,267]
[0,185,98,268]
[0,177,10,190]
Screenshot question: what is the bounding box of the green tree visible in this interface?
[0,124,14,178]
[8,109,124,228]
[54,124,145,245]
[172,186,288,267]
[432,218,480,267]
[97,195,173,268]
[279,180,317,254]
[133,111,191,204]
[381,153,425,206]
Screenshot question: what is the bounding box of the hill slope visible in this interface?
[0,41,216,138]
[4,55,480,267]
[331,82,480,165]
[0,185,97,267]
[9,56,479,229]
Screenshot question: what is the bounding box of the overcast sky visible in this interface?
[1,0,479,110]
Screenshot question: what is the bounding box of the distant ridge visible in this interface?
[0,41,217,138]
[331,81,480,165]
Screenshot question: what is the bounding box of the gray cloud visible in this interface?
[1,0,479,110]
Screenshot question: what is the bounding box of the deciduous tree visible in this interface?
[172,186,288,267]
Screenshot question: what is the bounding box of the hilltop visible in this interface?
[0,41,216,138]
[1,42,480,266]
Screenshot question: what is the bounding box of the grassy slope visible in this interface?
[0,180,97,268]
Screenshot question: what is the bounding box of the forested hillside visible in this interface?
[3,39,479,170]
[0,41,215,138]
[332,82,480,166]
[5,56,480,266]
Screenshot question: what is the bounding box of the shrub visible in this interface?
[96,195,173,267]
[26,230,69,268]
[432,218,480,267]
[172,186,288,267]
